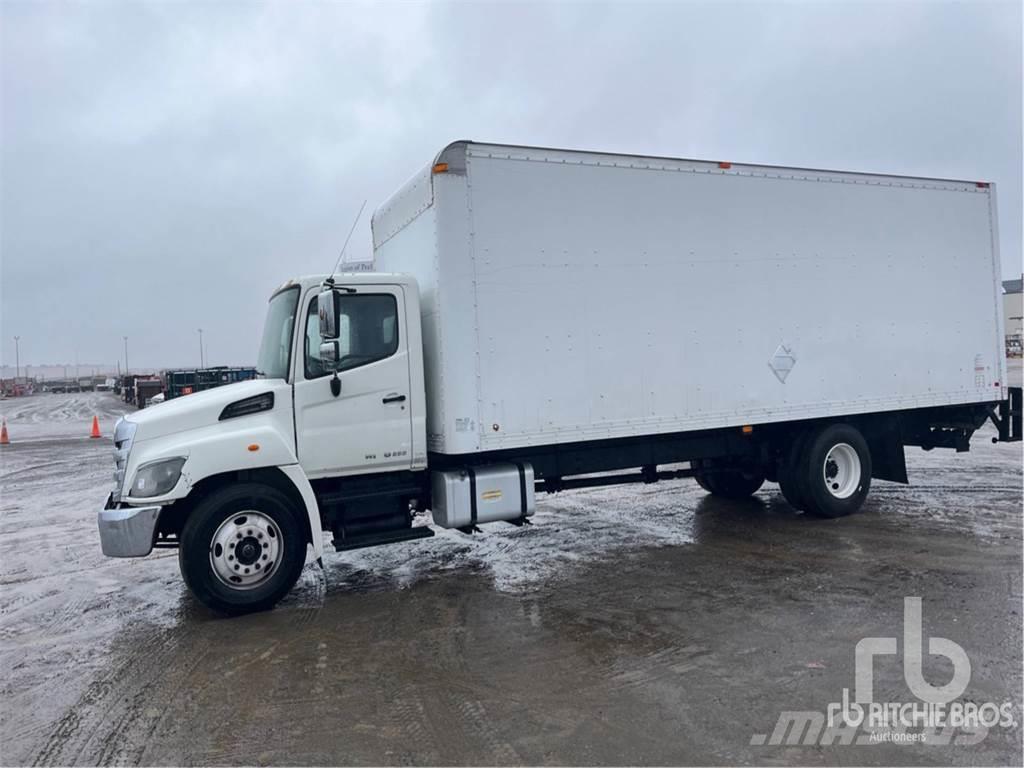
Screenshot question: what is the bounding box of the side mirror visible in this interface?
[318,290,338,339]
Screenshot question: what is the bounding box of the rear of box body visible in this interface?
[372,142,1006,456]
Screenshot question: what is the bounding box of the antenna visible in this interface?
[328,200,367,280]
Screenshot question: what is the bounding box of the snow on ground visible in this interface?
[330,479,700,595]
[0,392,132,441]
[1,390,1021,766]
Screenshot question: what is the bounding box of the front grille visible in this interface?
[111,418,137,502]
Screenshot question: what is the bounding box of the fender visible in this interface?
[120,404,324,559]
[278,463,325,560]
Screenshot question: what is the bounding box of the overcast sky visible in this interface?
[1,0,1021,370]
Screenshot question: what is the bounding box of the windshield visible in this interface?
[256,287,299,380]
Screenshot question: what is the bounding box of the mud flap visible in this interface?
[868,425,909,484]
[992,387,1022,443]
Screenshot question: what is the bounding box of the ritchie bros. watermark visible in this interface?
[751,597,1016,747]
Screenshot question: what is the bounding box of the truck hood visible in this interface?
[126,379,283,443]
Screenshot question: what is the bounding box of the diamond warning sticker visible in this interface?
[769,343,797,384]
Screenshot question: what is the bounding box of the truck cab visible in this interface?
[268,274,428,479]
[98,273,434,614]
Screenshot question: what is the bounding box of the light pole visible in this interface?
[198,328,204,368]
[123,336,129,376]
[14,336,20,380]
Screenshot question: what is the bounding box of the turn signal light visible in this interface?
[432,162,449,174]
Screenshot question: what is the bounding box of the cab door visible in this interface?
[292,284,413,478]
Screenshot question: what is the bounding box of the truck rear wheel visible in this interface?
[693,460,765,499]
[797,424,872,518]
[179,483,306,615]
[776,431,810,510]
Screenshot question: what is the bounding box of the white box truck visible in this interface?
[98,141,1021,614]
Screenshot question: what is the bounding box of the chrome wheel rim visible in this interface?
[823,443,861,499]
[210,511,282,590]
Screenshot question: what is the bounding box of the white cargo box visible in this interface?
[373,142,1006,456]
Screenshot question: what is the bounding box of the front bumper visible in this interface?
[97,494,161,557]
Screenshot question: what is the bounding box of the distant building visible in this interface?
[1004,277,1023,358]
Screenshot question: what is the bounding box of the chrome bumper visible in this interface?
[97,495,161,557]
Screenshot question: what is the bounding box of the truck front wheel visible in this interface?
[797,424,872,518]
[179,483,306,615]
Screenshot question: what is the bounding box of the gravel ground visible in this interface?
[0,391,1021,766]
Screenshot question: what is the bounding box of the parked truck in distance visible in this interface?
[98,141,1022,614]
[164,367,258,400]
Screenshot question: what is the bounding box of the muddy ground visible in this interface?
[1,391,1021,766]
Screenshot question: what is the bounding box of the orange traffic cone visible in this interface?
[90,415,102,439]
[0,419,8,445]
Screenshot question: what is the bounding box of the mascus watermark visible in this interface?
[751,598,1016,747]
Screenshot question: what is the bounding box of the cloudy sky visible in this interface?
[1,0,1021,370]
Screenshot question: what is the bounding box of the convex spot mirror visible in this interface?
[319,339,341,369]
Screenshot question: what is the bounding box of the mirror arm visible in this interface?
[324,277,356,294]
[330,371,341,397]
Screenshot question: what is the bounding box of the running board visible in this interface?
[332,526,434,552]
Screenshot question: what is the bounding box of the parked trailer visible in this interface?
[98,141,1021,614]
[164,367,258,400]
[120,375,138,404]
[133,378,163,410]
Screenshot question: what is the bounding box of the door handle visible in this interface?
[382,394,406,404]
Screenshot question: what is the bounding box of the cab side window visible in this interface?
[304,293,399,379]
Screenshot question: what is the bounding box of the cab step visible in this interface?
[332,526,434,552]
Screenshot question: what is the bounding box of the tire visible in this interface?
[710,469,765,498]
[179,483,307,615]
[777,431,810,510]
[797,423,872,518]
[692,460,714,492]
[693,459,765,499]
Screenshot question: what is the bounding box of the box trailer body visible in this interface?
[96,141,1021,615]
[373,142,1007,456]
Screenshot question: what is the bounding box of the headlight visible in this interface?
[130,457,186,498]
